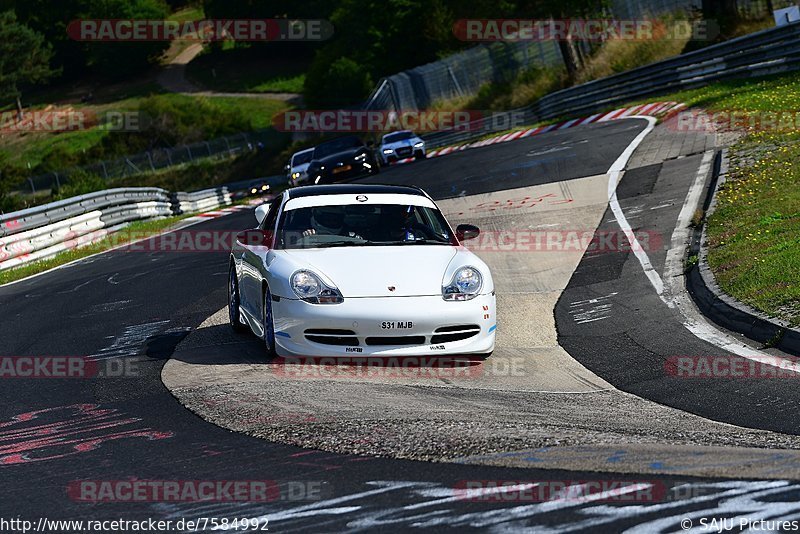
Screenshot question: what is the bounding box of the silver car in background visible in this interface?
[379,130,426,165]
[287,147,315,186]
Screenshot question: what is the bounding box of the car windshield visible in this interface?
[292,150,313,166]
[312,137,364,159]
[277,203,454,249]
[383,131,414,143]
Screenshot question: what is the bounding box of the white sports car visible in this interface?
[228,184,496,357]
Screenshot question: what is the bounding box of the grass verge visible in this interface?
[0,214,194,286]
[638,71,800,325]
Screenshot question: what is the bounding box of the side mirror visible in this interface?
[456,224,480,241]
[237,229,272,247]
[255,203,271,224]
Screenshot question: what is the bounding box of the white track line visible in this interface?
[607,116,664,295]
[610,118,794,368]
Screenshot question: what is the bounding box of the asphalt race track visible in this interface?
[5,118,800,532]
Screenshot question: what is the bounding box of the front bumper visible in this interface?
[383,146,424,163]
[272,293,496,357]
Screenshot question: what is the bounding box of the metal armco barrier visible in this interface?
[413,20,800,149]
[0,185,235,272]
[171,187,233,214]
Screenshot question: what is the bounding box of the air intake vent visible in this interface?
[365,336,426,346]
[305,328,356,336]
[434,324,480,333]
[431,325,481,344]
[304,328,358,346]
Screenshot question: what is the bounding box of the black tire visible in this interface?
[228,266,248,333]
[415,151,426,160]
[262,286,277,357]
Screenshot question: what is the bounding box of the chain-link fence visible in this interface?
[14,129,286,195]
[364,0,788,113]
[364,41,563,112]
[13,0,789,196]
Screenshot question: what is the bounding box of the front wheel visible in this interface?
[228,266,248,333]
[263,286,276,356]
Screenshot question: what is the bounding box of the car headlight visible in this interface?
[413,141,424,148]
[291,270,344,304]
[292,172,300,179]
[250,188,258,194]
[354,152,367,161]
[382,148,393,154]
[442,267,483,301]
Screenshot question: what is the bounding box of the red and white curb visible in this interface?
[186,204,255,221]
[390,101,686,166]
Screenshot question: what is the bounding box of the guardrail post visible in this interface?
[27,178,35,194]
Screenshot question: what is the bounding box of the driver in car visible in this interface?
[302,206,363,239]
[381,205,428,241]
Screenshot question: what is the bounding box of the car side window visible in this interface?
[260,202,280,234]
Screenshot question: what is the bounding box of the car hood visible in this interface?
[292,162,310,173]
[282,246,458,297]
[313,148,367,166]
[383,139,420,149]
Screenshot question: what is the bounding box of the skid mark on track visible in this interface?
[150,479,800,533]
[89,320,170,361]
[569,293,619,324]
[0,404,172,466]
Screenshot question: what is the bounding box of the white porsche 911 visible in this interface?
[228,184,496,357]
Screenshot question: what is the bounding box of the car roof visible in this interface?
[316,135,362,146]
[292,147,314,156]
[383,130,412,138]
[286,184,426,199]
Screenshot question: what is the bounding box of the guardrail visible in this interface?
[0,185,239,272]
[171,187,232,214]
[417,20,800,149]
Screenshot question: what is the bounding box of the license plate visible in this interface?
[381,321,413,329]
[333,165,352,174]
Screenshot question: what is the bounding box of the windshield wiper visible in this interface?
[310,240,365,248]
[370,239,448,246]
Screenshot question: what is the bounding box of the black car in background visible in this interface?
[306,135,380,184]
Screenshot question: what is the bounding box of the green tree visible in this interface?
[3,0,171,82]
[0,10,58,117]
